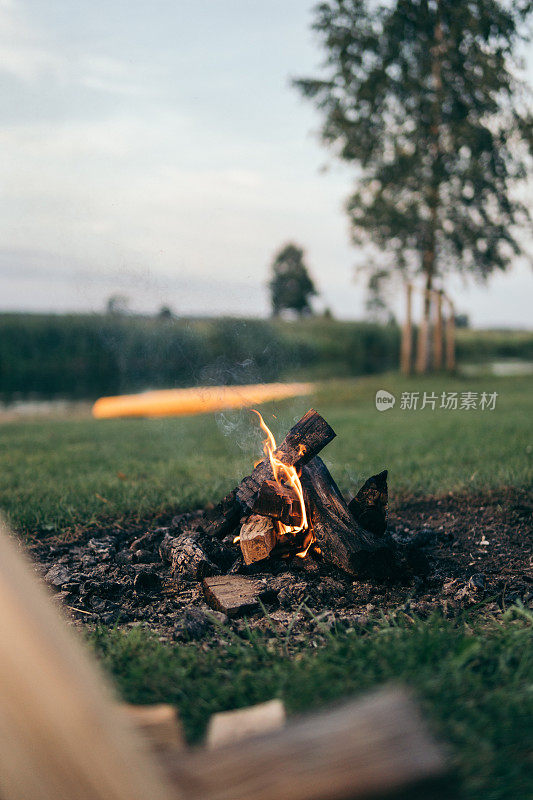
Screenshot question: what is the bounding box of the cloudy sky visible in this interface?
[1,0,531,326]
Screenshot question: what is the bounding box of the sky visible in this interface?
[0,0,532,327]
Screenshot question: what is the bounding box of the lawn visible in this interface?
[92,610,533,800]
[1,372,531,536]
[1,371,532,800]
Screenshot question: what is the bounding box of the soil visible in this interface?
[28,488,532,644]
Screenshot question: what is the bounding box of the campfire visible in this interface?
[236,410,313,564]
[160,409,396,614]
[37,406,524,629]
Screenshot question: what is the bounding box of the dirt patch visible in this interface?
[29,488,532,643]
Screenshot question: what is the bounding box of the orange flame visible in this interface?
[252,410,314,557]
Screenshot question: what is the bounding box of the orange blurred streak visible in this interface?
[92,383,314,419]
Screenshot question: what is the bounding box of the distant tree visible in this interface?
[106,294,130,315]
[269,243,318,316]
[454,313,470,328]
[294,0,532,369]
[157,305,175,320]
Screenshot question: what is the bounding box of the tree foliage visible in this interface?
[294,0,533,295]
[269,243,318,316]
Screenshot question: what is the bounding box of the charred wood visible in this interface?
[301,458,397,579]
[252,480,301,525]
[160,531,236,582]
[348,470,388,536]
[160,532,220,581]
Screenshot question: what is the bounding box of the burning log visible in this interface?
[203,409,335,538]
[239,515,277,565]
[252,480,302,526]
[301,458,396,578]
[236,409,336,513]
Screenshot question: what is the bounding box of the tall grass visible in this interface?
[1,313,531,401]
[0,313,400,400]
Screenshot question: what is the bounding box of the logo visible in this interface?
[375,390,396,411]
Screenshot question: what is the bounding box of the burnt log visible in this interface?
[301,457,396,579]
[202,489,242,540]
[160,531,236,581]
[348,470,388,535]
[204,409,335,538]
[160,532,220,581]
[252,480,301,525]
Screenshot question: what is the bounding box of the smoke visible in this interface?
[214,407,263,456]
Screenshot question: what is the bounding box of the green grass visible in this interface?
[2,372,532,799]
[91,609,533,800]
[1,372,531,535]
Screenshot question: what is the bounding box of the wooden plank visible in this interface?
[0,519,176,800]
[206,700,286,749]
[161,687,450,800]
[433,290,444,370]
[415,288,431,375]
[445,295,456,371]
[202,575,269,617]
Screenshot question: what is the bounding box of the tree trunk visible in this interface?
[434,290,444,370]
[415,283,433,375]
[445,295,456,371]
[416,12,443,375]
[400,283,413,375]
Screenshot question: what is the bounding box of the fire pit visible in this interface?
[159,409,397,615]
[35,407,531,634]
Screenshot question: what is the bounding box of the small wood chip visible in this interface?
[119,703,185,752]
[206,699,286,749]
[202,575,268,617]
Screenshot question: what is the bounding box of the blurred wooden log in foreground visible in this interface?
[0,518,177,800]
[163,687,449,800]
[0,518,450,800]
